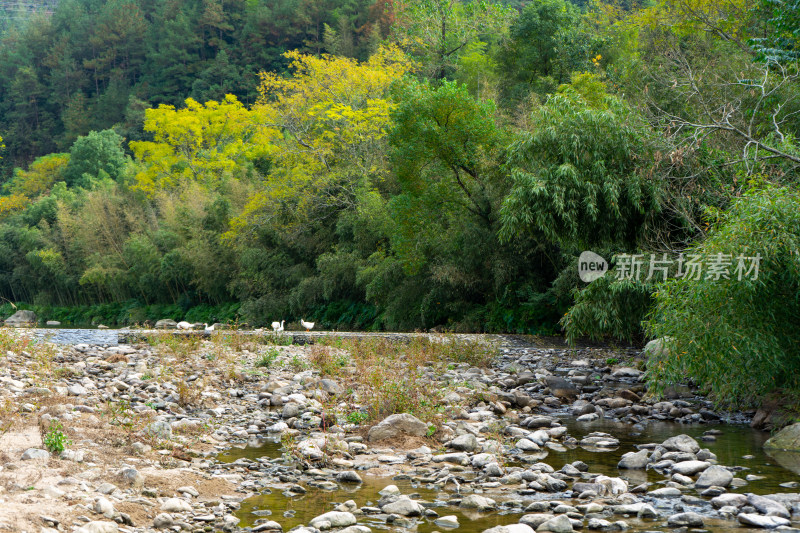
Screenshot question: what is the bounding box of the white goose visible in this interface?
[203,323,215,333]
[271,320,285,333]
[300,319,315,332]
[176,321,193,330]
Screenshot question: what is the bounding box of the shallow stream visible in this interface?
[219,419,800,532]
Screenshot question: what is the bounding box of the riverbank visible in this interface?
[0,328,796,533]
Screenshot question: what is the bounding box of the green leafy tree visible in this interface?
[646,185,800,406]
[499,90,664,249]
[749,0,799,62]
[499,0,595,102]
[64,129,127,188]
[392,0,514,79]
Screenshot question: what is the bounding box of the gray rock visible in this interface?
[449,434,478,452]
[662,434,700,453]
[94,497,115,518]
[747,493,790,518]
[310,512,357,528]
[155,319,177,329]
[46,320,61,326]
[544,376,578,400]
[648,487,682,498]
[336,471,362,483]
[21,448,49,460]
[472,453,496,468]
[253,521,283,532]
[483,525,534,533]
[77,522,118,533]
[671,460,710,476]
[338,527,372,533]
[153,513,174,528]
[318,379,343,395]
[161,498,192,513]
[516,438,540,451]
[637,504,659,518]
[432,452,470,465]
[618,449,649,469]
[737,513,791,528]
[144,420,172,440]
[460,494,496,511]
[519,514,553,528]
[68,384,88,395]
[711,493,747,508]
[382,496,424,516]
[644,336,674,360]
[434,516,459,528]
[667,512,704,527]
[282,403,302,419]
[177,486,199,497]
[4,309,37,326]
[119,467,144,487]
[367,413,428,442]
[764,423,800,451]
[609,367,643,379]
[695,465,733,488]
[536,515,573,533]
[586,518,611,530]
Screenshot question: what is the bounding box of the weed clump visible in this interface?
[312,335,494,425]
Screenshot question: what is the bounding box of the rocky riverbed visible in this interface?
[0,329,797,533]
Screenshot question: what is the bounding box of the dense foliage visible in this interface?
[646,186,800,406]
[0,0,799,406]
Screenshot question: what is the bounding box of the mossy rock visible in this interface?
[764,423,800,451]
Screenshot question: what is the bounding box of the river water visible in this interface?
[219,418,800,532]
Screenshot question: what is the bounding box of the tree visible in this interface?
[751,0,800,61]
[391,0,514,79]
[389,79,504,229]
[646,185,800,406]
[499,90,664,249]
[6,152,70,198]
[64,129,127,188]
[130,95,270,195]
[230,46,413,236]
[499,0,593,101]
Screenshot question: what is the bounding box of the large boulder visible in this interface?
[644,336,674,360]
[543,376,578,400]
[695,465,733,488]
[661,434,700,454]
[738,514,791,528]
[155,319,177,329]
[764,422,800,451]
[381,496,425,516]
[4,309,37,327]
[618,449,649,469]
[309,512,357,528]
[367,414,428,442]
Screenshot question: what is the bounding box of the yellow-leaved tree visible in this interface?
[6,153,70,198]
[130,94,275,196]
[228,45,414,238]
[634,0,754,48]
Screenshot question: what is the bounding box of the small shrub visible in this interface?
[43,420,71,454]
[255,348,280,368]
[176,379,203,408]
[261,334,293,346]
[345,411,368,425]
